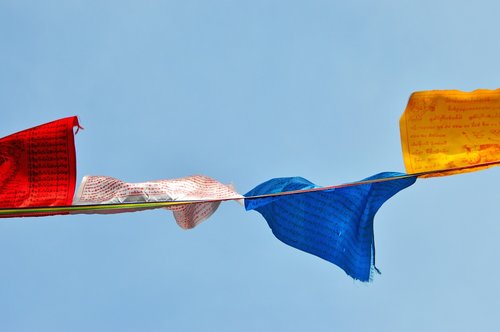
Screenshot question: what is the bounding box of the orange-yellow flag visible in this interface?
[400,89,500,177]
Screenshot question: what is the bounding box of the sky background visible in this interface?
[0,1,499,331]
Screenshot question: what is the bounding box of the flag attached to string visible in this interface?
[0,87,498,281]
[73,175,243,229]
[244,173,417,281]
[400,89,500,177]
[0,116,81,217]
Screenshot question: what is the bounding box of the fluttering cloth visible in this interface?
[0,116,80,217]
[400,89,500,176]
[1,87,499,282]
[73,175,243,229]
[244,173,417,281]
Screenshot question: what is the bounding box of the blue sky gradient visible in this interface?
[0,1,499,331]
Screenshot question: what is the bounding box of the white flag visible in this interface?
[73,175,243,229]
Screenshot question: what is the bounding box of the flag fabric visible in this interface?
[0,88,498,281]
[73,175,243,229]
[244,173,417,281]
[400,89,500,177]
[0,116,80,217]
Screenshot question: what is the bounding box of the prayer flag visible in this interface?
[400,89,500,176]
[73,175,243,229]
[0,116,80,217]
[244,173,417,281]
[0,91,497,281]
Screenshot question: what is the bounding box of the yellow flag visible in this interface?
[400,89,500,176]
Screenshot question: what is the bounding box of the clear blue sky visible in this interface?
[0,1,499,331]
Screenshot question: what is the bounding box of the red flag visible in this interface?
[0,116,80,216]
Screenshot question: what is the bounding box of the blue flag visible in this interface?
[244,172,417,281]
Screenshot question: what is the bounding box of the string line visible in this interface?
[0,161,498,216]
